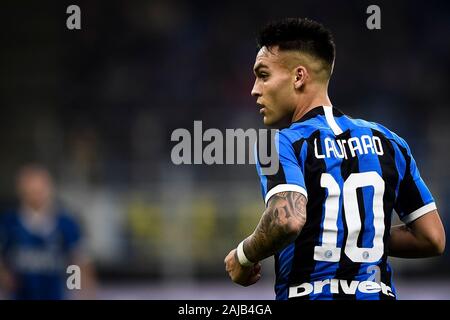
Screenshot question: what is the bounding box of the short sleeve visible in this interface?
[394,138,436,224]
[61,215,82,252]
[0,214,9,255]
[255,131,307,206]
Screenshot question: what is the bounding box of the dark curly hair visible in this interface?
[257,18,335,75]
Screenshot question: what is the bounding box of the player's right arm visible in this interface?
[224,191,306,287]
[243,131,308,262]
[224,131,308,286]
[242,191,307,263]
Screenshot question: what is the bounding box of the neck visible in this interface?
[291,88,332,123]
[22,203,52,215]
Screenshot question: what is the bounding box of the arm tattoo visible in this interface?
[243,191,307,263]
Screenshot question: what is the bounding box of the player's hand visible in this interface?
[0,268,17,293]
[224,249,261,286]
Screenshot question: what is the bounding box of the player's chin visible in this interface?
[262,116,271,126]
[263,115,282,128]
[262,113,275,126]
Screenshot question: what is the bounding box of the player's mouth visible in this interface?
[257,103,266,114]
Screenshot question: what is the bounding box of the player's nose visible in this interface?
[251,80,261,97]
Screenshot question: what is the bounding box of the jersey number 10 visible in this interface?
[314,171,385,263]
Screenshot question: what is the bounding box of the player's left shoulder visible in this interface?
[369,120,412,151]
[354,118,405,143]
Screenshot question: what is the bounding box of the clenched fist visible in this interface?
[224,249,261,286]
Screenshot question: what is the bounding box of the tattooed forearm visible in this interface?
[243,191,307,262]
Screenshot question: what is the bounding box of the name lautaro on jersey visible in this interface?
[314,135,384,159]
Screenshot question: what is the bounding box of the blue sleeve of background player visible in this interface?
[255,130,307,207]
[61,214,82,252]
[0,213,13,256]
[0,215,8,256]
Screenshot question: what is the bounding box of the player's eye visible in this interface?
[259,73,269,80]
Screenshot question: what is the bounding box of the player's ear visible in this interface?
[294,66,308,90]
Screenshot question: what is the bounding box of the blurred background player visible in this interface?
[0,164,95,300]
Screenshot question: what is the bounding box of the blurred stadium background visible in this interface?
[0,0,449,299]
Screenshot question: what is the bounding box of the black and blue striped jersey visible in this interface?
[255,105,436,300]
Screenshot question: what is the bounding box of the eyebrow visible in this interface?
[253,63,269,74]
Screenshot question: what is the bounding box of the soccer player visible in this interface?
[224,18,446,300]
[0,164,95,299]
